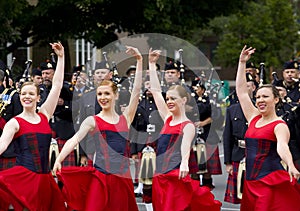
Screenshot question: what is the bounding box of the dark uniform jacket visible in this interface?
[39,82,75,140]
[130,93,163,155]
[273,80,300,103]
[223,103,247,164]
[277,100,300,161]
[0,86,23,157]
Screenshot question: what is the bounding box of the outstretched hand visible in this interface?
[50,42,64,58]
[125,46,142,60]
[148,48,161,63]
[239,45,255,63]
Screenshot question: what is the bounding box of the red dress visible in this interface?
[152,116,221,211]
[0,113,66,211]
[241,115,300,211]
[57,115,138,211]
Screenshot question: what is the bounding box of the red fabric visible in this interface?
[0,117,6,130]
[152,169,221,211]
[0,166,66,211]
[57,166,138,211]
[241,170,300,211]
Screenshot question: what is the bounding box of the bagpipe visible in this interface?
[193,127,208,174]
[0,57,18,117]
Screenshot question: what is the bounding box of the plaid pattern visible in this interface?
[188,148,198,174]
[143,184,152,203]
[0,157,16,171]
[250,139,270,180]
[224,161,242,204]
[161,134,179,173]
[57,139,77,167]
[26,133,43,173]
[206,144,222,175]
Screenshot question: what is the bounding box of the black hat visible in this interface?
[94,61,110,70]
[126,65,136,75]
[165,61,179,71]
[191,77,206,90]
[40,61,56,71]
[246,62,256,69]
[283,60,298,70]
[73,65,85,73]
[246,72,255,82]
[31,68,42,77]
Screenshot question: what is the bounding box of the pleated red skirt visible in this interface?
[57,166,138,211]
[152,169,222,211]
[241,170,300,211]
[0,166,66,211]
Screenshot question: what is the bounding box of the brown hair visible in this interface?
[168,85,190,103]
[98,80,118,94]
[20,81,40,95]
[256,84,282,109]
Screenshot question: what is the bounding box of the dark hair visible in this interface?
[168,85,191,103]
[256,84,282,109]
[20,81,40,95]
[98,80,118,94]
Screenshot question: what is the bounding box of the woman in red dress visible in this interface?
[148,49,221,211]
[236,45,300,211]
[53,46,142,211]
[0,42,66,211]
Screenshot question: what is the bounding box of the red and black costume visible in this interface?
[152,116,221,211]
[241,115,300,211]
[57,115,138,211]
[0,113,66,211]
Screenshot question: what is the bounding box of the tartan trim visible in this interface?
[224,162,242,204]
[161,134,179,173]
[250,139,271,180]
[26,133,42,173]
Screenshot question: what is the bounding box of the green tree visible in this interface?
[0,0,244,55]
[204,0,300,72]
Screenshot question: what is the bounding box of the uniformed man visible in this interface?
[275,86,300,173]
[39,60,76,167]
[31,68,43,86]
[273,60,300,103]
[130,76,164,206]
[0,61,23,171]
[223,73,257,203]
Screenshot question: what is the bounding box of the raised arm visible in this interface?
[53,116,95,174]
[148,48,170,121]
[123,46,143,127]
[39,42,64,120]
[236,46,259,122]
[0,119,19,155]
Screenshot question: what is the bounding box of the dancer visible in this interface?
[148,48,221,211]
[236,45,300,211]
[0,42,66,211]
[53,46,142,211]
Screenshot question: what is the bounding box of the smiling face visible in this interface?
[96,84,118,110]
[20,83,40,108]
[255,86,279,114]
[166,88,187,114]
